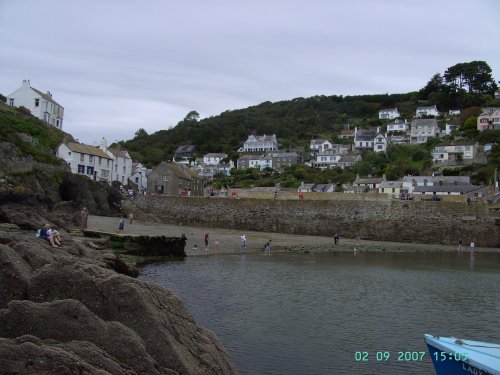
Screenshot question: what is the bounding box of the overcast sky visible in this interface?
[1,0,499,145]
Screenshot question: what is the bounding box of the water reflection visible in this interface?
[140,252,500,375]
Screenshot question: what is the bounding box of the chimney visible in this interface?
[46,91,52,98]
[22,79,30,87]
[100,137,108,151]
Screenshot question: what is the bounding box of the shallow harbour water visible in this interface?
[140,252,500,375]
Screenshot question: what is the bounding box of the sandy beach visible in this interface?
[86,215,498,255]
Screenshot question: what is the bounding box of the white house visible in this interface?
[239,134,278,152]
[131,162,150,191]
[6,80,64,129]
[56,142,114,182]
[416,105,439,117]
[379,108,400,120]
[432,142,478,164]
[311,150,342,169]
[354,127,379,150]
[203,153,227,165]
[387,118,409,133]
[237,154,272,170]
[373,132,388,153]
[410,119,439,144]
[99,138,133,185]
[448,109,460,116]
[310,139,333,155]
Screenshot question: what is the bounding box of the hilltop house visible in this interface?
[354,127,387,152]
[239,134,278,152]
[99,138,132,185]
[203,153,227,165]
[6,80,64,129]
[56,142,114,182]
[432,142,479,164]
[387,118,409,133]
[477,107,500,131]
[311,150,342,169]
[379,108,400,120]
[237,154,272,170]
[416,105,439,117]
[173,145,197,164]
[148,162,203,196]
[270,152,301,171]
[410,118,439,144]
[310,139,333,155]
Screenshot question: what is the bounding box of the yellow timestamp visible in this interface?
[354,351,426,362]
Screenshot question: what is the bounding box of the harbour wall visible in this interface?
[134,196,500,247]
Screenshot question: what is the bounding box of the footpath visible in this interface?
[86,215,497,256]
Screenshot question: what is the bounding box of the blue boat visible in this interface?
[425,334,500,375]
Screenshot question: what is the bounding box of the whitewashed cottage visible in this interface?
[7,80,64,129]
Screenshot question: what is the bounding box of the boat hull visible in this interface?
[426,344,494,375]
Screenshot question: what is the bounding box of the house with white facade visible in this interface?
[350,176,386,193]
[432,142,479,164]
[477,107,500,131]
[373,133,388,153]
[98,138,133,185]
[203,153,227,165]
[448,109,460,116]
[6,80,64,129]
[237,155,272,170]
[387,118,409,133]
[310,139,333,155]
[56,142,114,182]
[410,118,439,144]
[354,127,378,150]
[239,135,278,152]
[311,150,342,169]
[131,163,150,191]
[337,154,362,169]
[416,105,439,117]
[379,108,400,120]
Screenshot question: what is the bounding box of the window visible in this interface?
[80,154,84,162]
[123,166,126,174]
[135,177,139,184]
[89,156,93,163]
[68,152,71,155]
[35,99,39,107]
[121,176,124,182]
[98,157,102,165]
[162,176,168,182]
[9,98,14,106]
[77,165,85,173]
[86,166,94,175]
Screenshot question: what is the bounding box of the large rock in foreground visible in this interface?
[0,228,237,375]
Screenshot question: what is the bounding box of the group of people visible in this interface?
[458,239,476,253]
[37,224,62,247]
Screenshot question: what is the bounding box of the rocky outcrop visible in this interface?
[0,227,237,374]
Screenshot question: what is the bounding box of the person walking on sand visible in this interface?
[240,234,247,250]
[128,211,134,224]
[457,239,463,251]
[204,233,209,250]
[264,240,271,256]
[470,240,475,254]
[80,207,88,230]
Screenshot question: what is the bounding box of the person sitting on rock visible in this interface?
[40,224,59,248]
[47,226,62,246]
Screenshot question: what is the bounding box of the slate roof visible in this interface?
[65,142,112,159]
[379,180,403,189]
[108,148,130,158]
[30,87,63,108]
[402,176,470,185]
[413,185,485,194]
[355,178,385,185]
[411,118,438,127]
[355,128,378,141]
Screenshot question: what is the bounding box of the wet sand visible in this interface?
[86,215,497,256]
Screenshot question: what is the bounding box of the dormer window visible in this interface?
[424,179,428,186]
[439,180,443,186]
